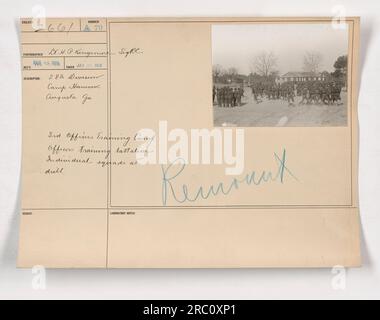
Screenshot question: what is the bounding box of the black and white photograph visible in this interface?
[212,23,349,127]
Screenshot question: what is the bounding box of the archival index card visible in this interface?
[18,17,361,268]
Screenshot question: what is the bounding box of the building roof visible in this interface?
[281,72,321,78]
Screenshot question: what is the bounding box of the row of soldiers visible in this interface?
[251,82,297,106]
[250,80,343,106]
[297,81,343,105]
[213,86,245,107]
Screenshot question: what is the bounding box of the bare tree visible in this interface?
[303,51,323,73]
[212,64,224,79]
[251,51,278,77]
[226,67,238,76]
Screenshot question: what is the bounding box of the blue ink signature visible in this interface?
[161,149,297,205]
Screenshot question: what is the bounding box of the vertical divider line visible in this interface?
[106,18,110,268]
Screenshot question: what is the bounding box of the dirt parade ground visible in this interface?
[213,87,348,127]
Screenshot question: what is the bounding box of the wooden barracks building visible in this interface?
[276,72,327,84]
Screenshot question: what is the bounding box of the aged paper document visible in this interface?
[18,17,361,268]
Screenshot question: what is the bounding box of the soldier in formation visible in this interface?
[249,80,343,106]
[215,86,244,108]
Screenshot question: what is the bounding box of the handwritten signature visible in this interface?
[119,47,143,58]
[161,149,297,205]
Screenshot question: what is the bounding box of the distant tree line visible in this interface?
[213,52,348,87]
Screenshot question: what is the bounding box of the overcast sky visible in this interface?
[212,23,349,75]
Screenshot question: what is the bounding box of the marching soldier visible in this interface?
[238,87,244,106]
[287,86,295,107]
[217,88,222,107]
[227,88,233,107]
